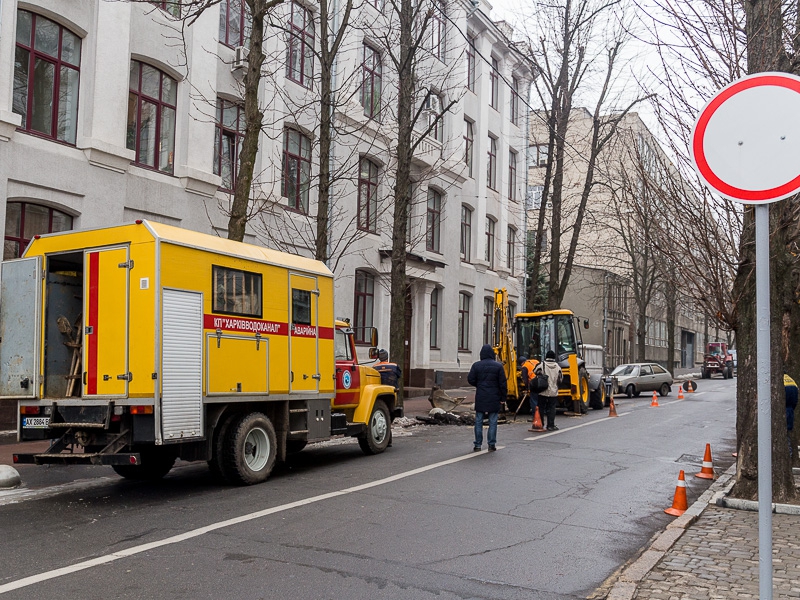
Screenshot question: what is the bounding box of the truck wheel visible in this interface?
[660,383,670,397]
[222,412,277,486]
[208,413,237,483]
[589,384,605,410]
[721,368,728,380]
[701,368,709,379]
[578,369,590,413]
[358,400,390,455]
[112,449,176,481]
[626,384,635,398]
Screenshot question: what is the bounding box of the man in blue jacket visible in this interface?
[467,344,508,452]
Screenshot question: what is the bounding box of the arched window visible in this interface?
[13,10,81,144]
[126,61,177,173]
[361,45,382,119]
[4,202,73,260]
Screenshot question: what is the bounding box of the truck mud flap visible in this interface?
[13,452,141,466]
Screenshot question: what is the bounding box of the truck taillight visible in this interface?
[19,406,40,415]
[130,406,154,415]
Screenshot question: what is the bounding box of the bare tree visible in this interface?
[523,0,648,310]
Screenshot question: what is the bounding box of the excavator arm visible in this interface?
[492,288,519,402]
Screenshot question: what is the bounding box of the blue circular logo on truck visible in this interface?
[342,371,352,389]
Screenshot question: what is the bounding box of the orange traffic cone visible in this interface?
[695,443,715,479]
[528,407,545,432]
[686,381,694,393]
[608,397,618,417]
[677,386,684,400]
[651,390,660,407]
[665,470,689,516]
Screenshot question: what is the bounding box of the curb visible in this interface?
[604,463,736,600]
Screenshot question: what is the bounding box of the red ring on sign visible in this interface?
[693,74,800,202]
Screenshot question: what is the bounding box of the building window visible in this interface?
[214,99,244,191]
[4,202,72,260]
[424,93,444,142]
[490,57,499,109]
[487,135,497,190]
[466,36,476,92]
[353,270,375,344]
[458,292,471,351]
[358,157,379,232]
[127,61,177,173]
[508,150,517,200]
[464,119,474,177]
[460,205,472,263]
[529,185,544,210]
[426,189,442,253]
[534,143,548,167]
[149,1,181,17]
[212,265,262,317]
[219,0,250,47]
[282,128,312,213]
[507,226,516,274]
[483,297,493,346]
[485,217,495,268]
[428,0,446,61]
[286,1,314,87]
[510,77,519,125]
[361,44,382,119]
[13,10,81,145]
[430,288,440,349]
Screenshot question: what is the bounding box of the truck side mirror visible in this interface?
[370,327,378,348]
[368,347,378,359]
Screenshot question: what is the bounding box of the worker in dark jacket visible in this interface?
[467,344,507,452]
[374,349,401,390]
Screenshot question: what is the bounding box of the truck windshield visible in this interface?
[516,314,577,361]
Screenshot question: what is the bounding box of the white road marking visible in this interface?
[524,411,630,440]
[0,449,488,594]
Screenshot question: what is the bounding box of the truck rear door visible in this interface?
[83,247,130,397]
[289,273,319,393]
[0,257,41,398]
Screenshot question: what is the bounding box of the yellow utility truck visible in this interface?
[3,221,399,485]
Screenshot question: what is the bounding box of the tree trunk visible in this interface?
[316,0,332,263]
[227,1,268,242]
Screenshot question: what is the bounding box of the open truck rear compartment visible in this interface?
[2,221,397,484]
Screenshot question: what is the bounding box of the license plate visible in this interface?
[22,417,50,428]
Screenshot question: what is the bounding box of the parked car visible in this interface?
[609,363,673,397]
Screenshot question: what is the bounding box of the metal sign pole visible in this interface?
[755,203,773,599]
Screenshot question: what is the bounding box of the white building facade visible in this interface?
[0,0,533,394]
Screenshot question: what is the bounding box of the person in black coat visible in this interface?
[467,344,508,452]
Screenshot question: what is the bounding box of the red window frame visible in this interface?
[358,157,379,232]
[430,287,439,348]
[458,292,471,351]
[13,10,81,145]
[361,45,382,119]
[490,58,499,109]
[429,0,446,61]
[214,99,245,192]
[426,189,442,253]
[219,0,250,48]
[460,205,472,263]
[127,60,177,173]
[485,217,495,268]
[507,226,516,274]
[508,149,517,200]
[282,128,312,213]
[483,297,493,345]
[464,119,473,177]
[487,135,497,190]
[353,270,375,345]
[466,36,476,92]
[510,77,520,125]
[4,202,73,260]
[286,2,314,87]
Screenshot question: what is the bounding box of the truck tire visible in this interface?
[578,368,590,413]
[721,368,728,380]
[702,368,710,379]
[358,400,390,455]
[589,384,605,410]
[112,448,176,481]
[222,412,277,486]
[208,413,237,483]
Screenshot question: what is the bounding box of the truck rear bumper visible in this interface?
[13,452,141,466]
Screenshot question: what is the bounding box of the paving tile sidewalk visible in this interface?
[605,464,800,600]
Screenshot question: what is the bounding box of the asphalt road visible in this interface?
[0,378,736,599]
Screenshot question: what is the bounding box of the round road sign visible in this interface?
[683,380,697,392]
[691,72,800,203]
